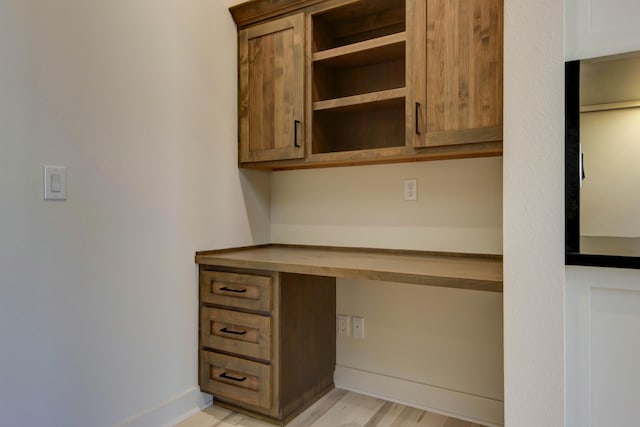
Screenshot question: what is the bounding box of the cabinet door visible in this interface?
[239,13,305,163]
[409,0,503,148]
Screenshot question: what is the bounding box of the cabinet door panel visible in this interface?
[239,14,305,163]
[412,0,503,148]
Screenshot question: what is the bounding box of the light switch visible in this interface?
[50,173,62,192]
[44,165,67,200]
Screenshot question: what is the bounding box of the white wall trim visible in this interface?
[116,387,212,427]
[334,365,504,427]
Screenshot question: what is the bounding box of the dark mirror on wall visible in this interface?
[565,52,640,269]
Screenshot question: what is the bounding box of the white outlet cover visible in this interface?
[404,178,418,201]
[352,316,365,339]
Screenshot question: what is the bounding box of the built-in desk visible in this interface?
[195,245,503,425]
[196,244,503,292]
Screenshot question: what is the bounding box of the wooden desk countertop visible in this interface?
[196,245,503,293]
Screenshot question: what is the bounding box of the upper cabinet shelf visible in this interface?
[229,0,504,170]
[313,87,406,113]
[312,32,406,68]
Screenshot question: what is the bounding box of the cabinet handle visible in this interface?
[219,286,247,294]
[220,372,247,383]
[294,120,301,148]
[415,102,421,135]
[220,327,247,336]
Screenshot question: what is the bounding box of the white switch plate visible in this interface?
[44,165,67,200]
[337,314,351,337]
[352,316,365,339]
[404,179,418,201]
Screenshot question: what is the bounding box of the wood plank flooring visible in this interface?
[176,389,486,427]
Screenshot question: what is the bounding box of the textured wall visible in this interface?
[503,0,565,425]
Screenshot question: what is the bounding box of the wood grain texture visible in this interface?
[279,273,336,418]
[235,0,503,169]
[199,268,337,423]
[314,59,406,101]
[200,270,273,313]
[311,0,405,46]
[231,0,327,28]
[237,141,502,170]
[313,105,405,153]
[201,307,272,361]
[415,0,503,148]
[199,351,272,410]
[313,88,406,112]
[312,32,406,66]
[239,13,305,163]
[196,245,503,292]
[178,388,488,426]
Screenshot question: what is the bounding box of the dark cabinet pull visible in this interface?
[219,286,247,293]
[294,120,301,148]
[220,372,247,382]
[220,327,247,336]
[415,102,421,135]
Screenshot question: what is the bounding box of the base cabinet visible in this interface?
[199,268,336,425]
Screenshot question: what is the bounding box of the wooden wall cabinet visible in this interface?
[199,268,336,425]
[231,0,503,170]
[409,0,503,148]
[238,14,305,163]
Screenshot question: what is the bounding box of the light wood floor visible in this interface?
[176,388,486,427]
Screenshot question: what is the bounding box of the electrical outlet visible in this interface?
[404,179,417,201]
[352,316,365,339]
[337,314,350,337]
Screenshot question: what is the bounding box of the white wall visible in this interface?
[503,1,565,427]
[271,160,503,253]
[580,55,640,106]
[580,109,640,237]
[0,1,269,426]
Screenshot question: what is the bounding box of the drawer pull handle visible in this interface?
[219,286,247,294]
[220,372,247,383]
[220,327,247,336]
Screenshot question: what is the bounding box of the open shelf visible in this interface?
[310,0,407,156]
[313,104,405,154]
[312,0,406,50]
[313,32,406,67]
[313,88,405,113]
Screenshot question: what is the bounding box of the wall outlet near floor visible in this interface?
[352,316,365,339]
[403,178,418,201]
[337,314,351,336]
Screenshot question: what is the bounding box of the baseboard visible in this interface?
[116,387,213,427]
[334,365,504,427]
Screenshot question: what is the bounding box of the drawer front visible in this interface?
[200,270,272,312]
[201,307,271,361]
[200,351,272,411]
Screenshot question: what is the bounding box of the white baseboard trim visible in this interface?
[334,365,504,427]
[116,387,213,427]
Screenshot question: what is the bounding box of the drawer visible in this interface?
[201,307,271,361]
[200,351,272,411]
[200,270,272,312]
